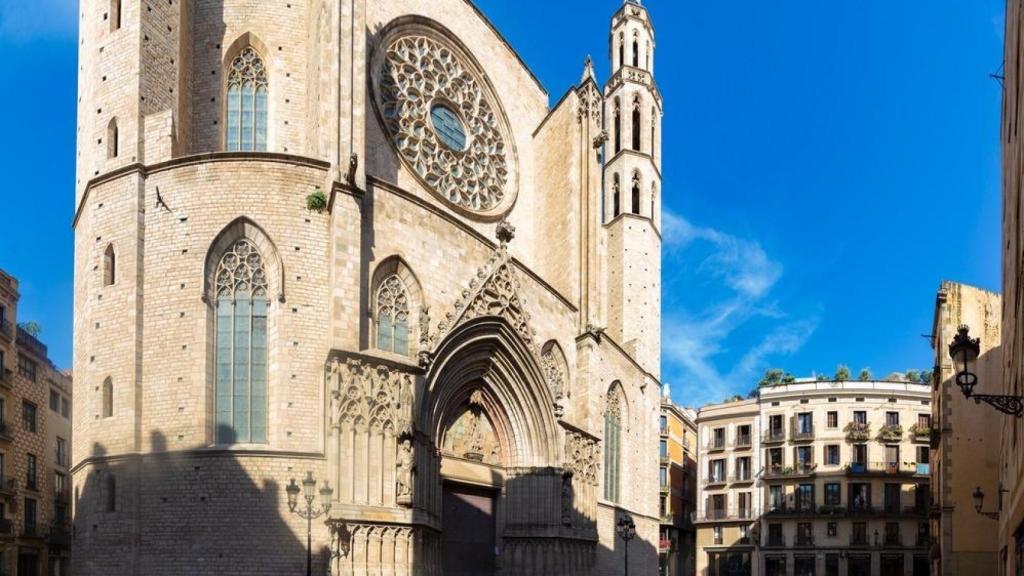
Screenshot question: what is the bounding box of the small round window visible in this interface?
[429,103,468,151]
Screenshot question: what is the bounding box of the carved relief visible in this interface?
[541,342,568,417]
[374,33,514,215]
[328,357,415,436]
[564,429,600,486]
[442,391,502,465]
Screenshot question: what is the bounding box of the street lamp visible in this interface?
[286,471,334,576]
[616,515,637,576]
[948,325,1024,417]
[972,485,1005,520]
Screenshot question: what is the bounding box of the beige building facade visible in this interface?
[71,1,664,575]
[929,281,1001,576]
[695,398,761,576]
[696,381,932,576]
[0,269,73,576]
[660,392,698,576]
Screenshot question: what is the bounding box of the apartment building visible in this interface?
[0,269,72,576]
[696,380,931,576]
[660,394,698,576]
[695,398,761,576]
[929,282,1001,576]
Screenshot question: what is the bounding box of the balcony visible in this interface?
[20,524,41,539]
[765,535,786,549]
[878,424,903,443]
[702,475,728,488]
[660,484,671,495]
[0,367,11,391]
[818,505,846,516]
[0,477,17,498]
[795,534,815,547]
[734,434,752,449]
[0,422,12,443]
[729,473,754,485]
[909,424,931,443]
[845,421,871,442]
[764,463,817,479]
[49,523,71,548]
[846,504,876,516]
[884,533,902,548]
[765,504,817,517]
[0,519,13,539]
[762,429,786,444]
[791,426,815,442]
[849,534,871,548]
[708,438,726,452]
[660,423,670,437]
[693,508,758,522]
[846,461,929,477]
[660,455,670,467]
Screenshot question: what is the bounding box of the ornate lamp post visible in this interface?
[972,485,1007,520]
[286,471,334,576]
[616,515,637,576]
[948,325,1024,417]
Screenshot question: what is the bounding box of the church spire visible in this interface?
[580,55,596,84]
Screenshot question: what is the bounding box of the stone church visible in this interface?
[71,0,663,574]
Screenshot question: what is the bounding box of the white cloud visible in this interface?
[0,0,78,42]
[661,210,818,407]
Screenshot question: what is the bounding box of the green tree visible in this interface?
[834,365,851,381]
[858,367,872,381]
[905,369,921,383]
[919,369,933,385]
[18,321,41,338]
[759,368,784,388]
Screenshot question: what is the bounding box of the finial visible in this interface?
[580,55,596,84]
[496,219,516,246]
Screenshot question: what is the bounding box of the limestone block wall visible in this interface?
[604,215,662,377]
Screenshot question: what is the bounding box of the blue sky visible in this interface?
[0,1,1005,408]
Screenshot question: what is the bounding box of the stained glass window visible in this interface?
[430,104,467,151]
[214,239,268,444]
[604,387,622,502]
[226,48,268,152]
[376,275,410,356]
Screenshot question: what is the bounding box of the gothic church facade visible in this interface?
[71,0,663,574]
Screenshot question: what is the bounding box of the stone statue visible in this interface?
[396,439,415,506]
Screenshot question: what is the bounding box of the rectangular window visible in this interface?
[796,484,814,512]
[659,439,667,457]
[21,402,36,433]
[797,412,813,434]
[769,485,783,511]
[768,448,783,471]
[49,390,59,412]
[885,483,901,513]
[827,522,837,537]
[61,397,69,418]
[918,413,931,428]
[825,444,839,465]
[917,446,930,465]
[853,443,867,464]
[737,424,751,446]
[25,454,36,490]
[712,427,725,448]
[54,472,66,496]
[826,554,840,576]
[825,483,841,506]
[713,526,722,545]
[769,414,783,433]
[660,467,667,487]
[886,411,900,426]
[853,410,867,425]
[886,445,900,468]
[23,498,36,535]
[852,521,867,545]
[850,483,871,511]
[768,523,784,547]
[797,522,813,545]
[885,521,900,545]
[827,411,838,428]
[736,456,750,480]
[710,459,725,481]
[55,437,67,467]
[738,492,751,518]
[795,445,812,467]
[17,354,36,382]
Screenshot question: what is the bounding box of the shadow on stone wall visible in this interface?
[72,430,326,575]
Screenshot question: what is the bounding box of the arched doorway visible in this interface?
[421,317,570,575]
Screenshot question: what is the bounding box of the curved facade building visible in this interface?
[71,0,664,574]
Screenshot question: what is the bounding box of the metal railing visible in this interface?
[728,472,753,483]
[795,534,815,547]
[702,475,728,487]
[693,508,759,522]
[846,461,929,476]
[762,429,786,443]
[734,434,752,448]
[709,438,726,451]
[791,426,815,441]
[764,463,817,478]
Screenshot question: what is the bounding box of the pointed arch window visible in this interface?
[375,275,411,356]
[632,37,639,67]
[103,244,116,286]
[631,173,641,215]
[107,118,119,158]
[632,96,642,151]
[651,182,657,218]
[651,106,657,159]
[226,47,268,152]
[102,377,113,418]
[604,386,623,502]
[214,238,269,444]
[613,173,621,217]
[613,99,622,154]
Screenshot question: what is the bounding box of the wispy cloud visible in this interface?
[0,0,78,42]
[662,210,819,407]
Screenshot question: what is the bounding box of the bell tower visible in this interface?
[602,0,662,377]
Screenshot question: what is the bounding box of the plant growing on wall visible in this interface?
[17,321,41,337]
[306,189,327,213]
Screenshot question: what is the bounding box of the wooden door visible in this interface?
[442,484,496,576]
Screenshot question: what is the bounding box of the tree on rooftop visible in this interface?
[835,365,851,381]
[858,367,872,381]
[759,368,784,388]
